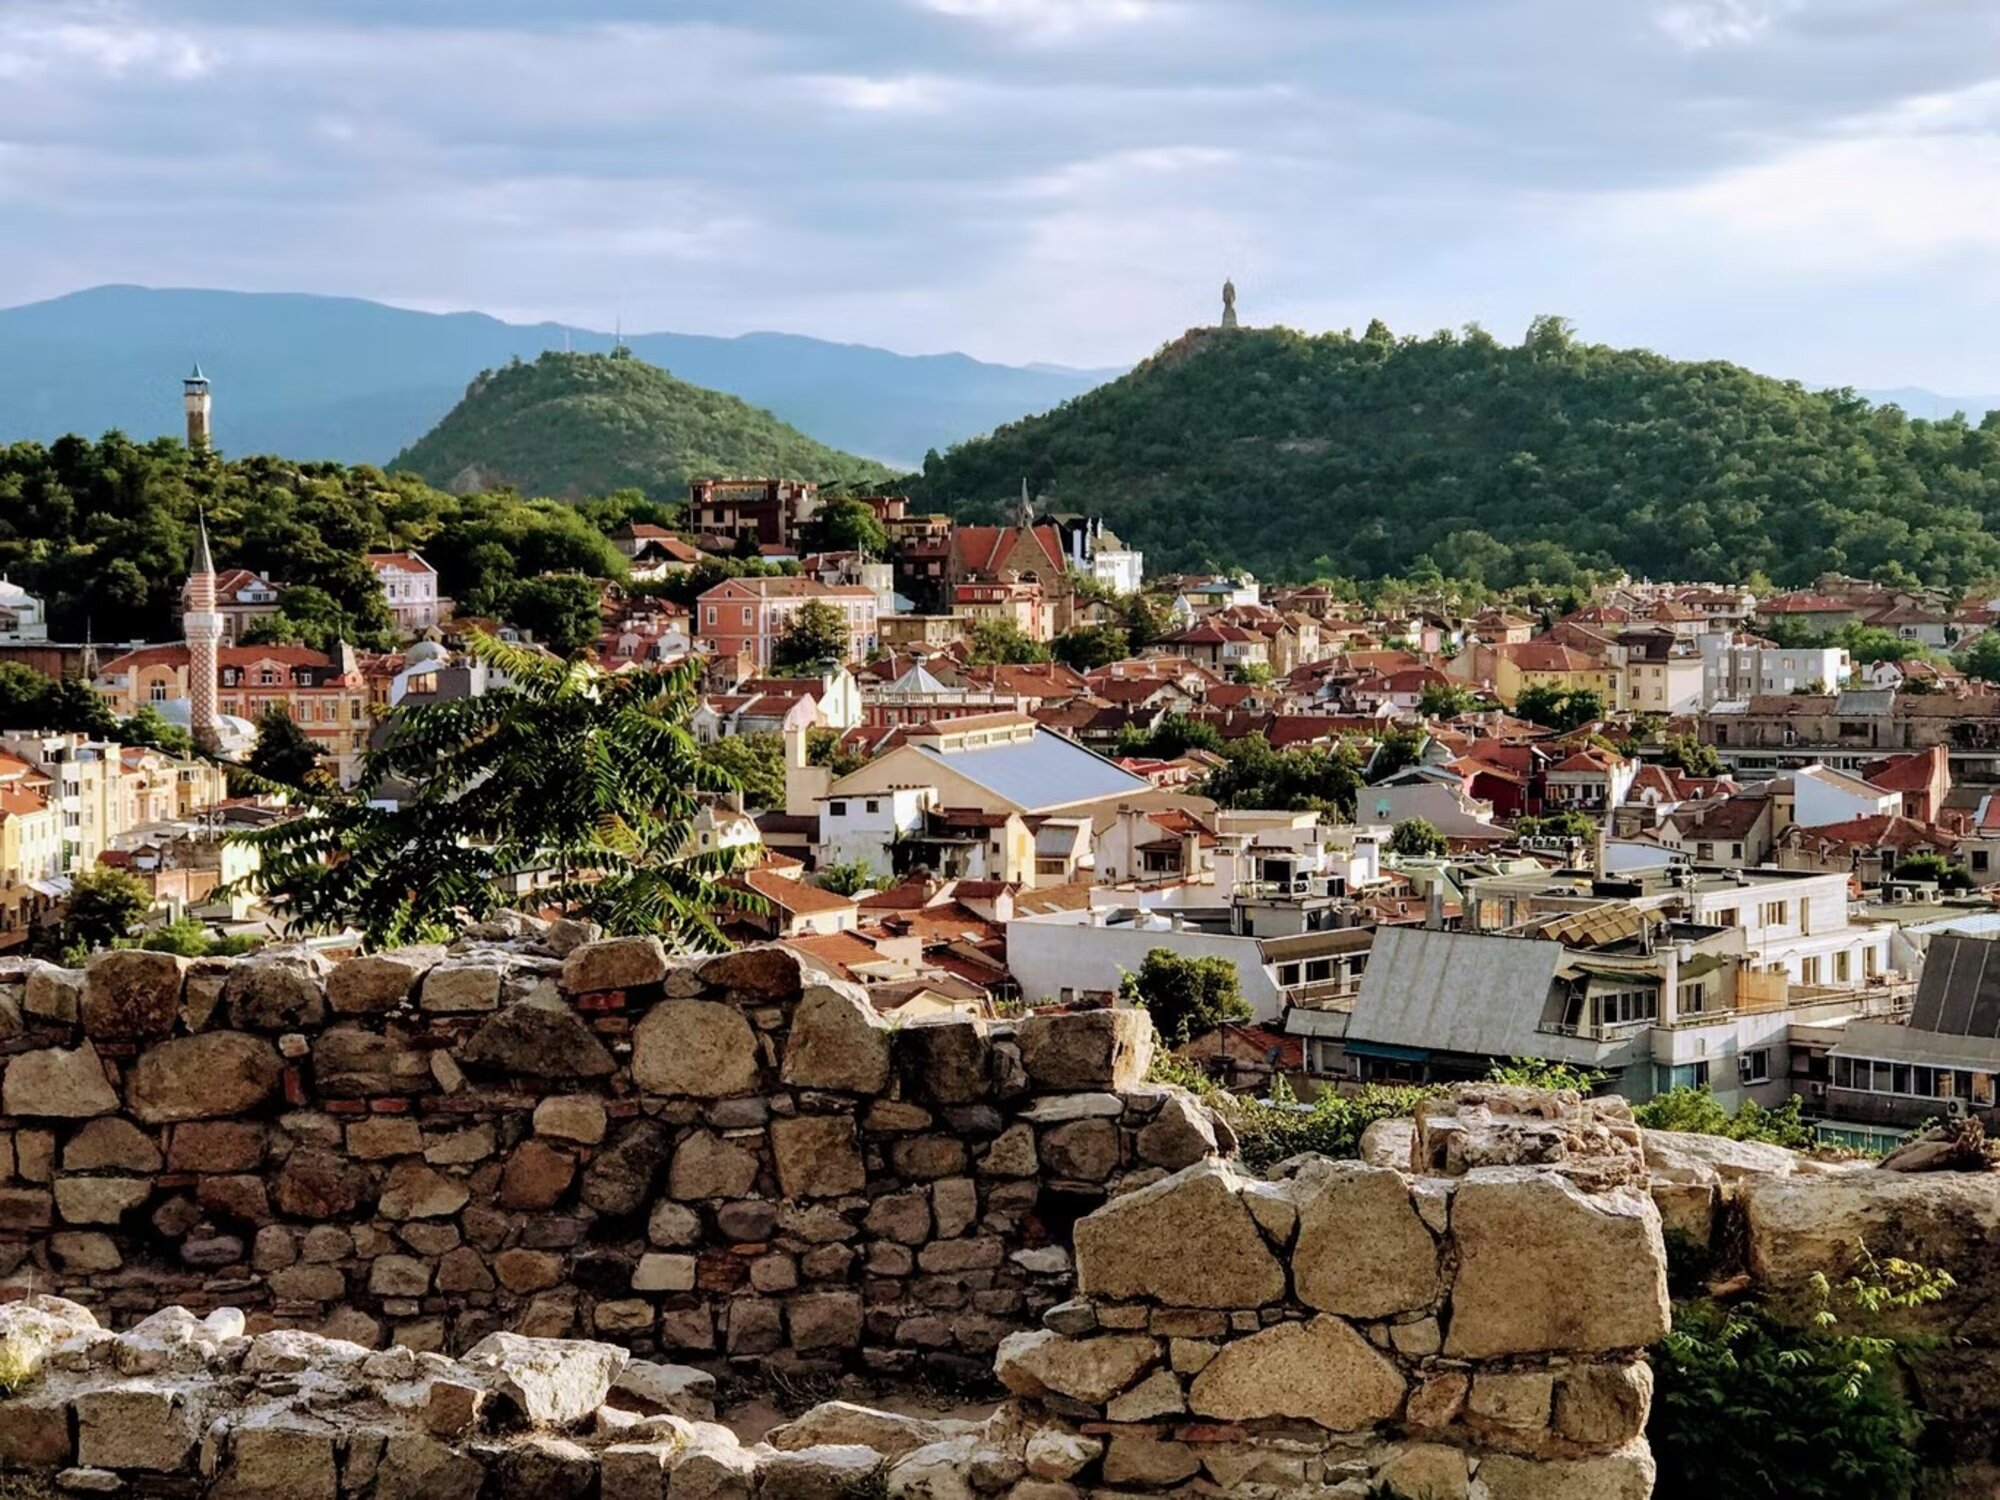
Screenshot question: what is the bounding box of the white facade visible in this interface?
[1684,871,1893,991]
[0,579,48,644]
[817,786,933,874]
[369,554,444,634]
[1792,764,1899,830]
[1699,637,1850,704]
[1005,911,1287,1020]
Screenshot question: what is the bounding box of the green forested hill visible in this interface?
[392,349,894,501]
[909,319,2000,588]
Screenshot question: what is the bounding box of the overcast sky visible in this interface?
[5,0,2000,386]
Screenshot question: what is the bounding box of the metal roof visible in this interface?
[1343,926,1608,1064]
[915,729,1148,812]
[1909,933,2000,1040]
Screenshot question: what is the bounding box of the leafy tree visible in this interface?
[133,917,257,958]
[1486,1057,1605,1091]
[815,860,879,897]
[241,582,392,653]
[1958,630,2000,683]
[0,668,119,738]
[1515,810,1598,842]
[806,725,869,777]
[1230,660,1274,685]
[698,733,786,811]
[1369,725,1428,782]
[121,706,195,757]
[1418,680,1478,718]
[246,705,322,790]
[966,618,1050,665]
[772,600,850,672]
[1633,1087,1814,1149]
[809,495,888,557]
[1515,684,1602,731]
[1662,734,1724,778]
[1119,948,1251,1045]
[1387,818,1448,857]
[1052,624,1130,671]
[233,634,754,949]
[1201,734,1364,819]
[506,575,604,656]
[1894,851,1973,893]
[1830,622,1929,666]
[1116,714,1225,760]
[60,866,151,951]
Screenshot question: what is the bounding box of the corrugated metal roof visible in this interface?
[1832,1017,2000,1070]
[916,730,1148,812]
[1910,933,2000,1039]
[1344,926,1582,1059]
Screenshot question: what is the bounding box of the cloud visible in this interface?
[0,9,210,81]
[912,0,1171,43]
[803,74,952,113]
[1653,0,1799,52]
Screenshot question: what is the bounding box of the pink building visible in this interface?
[367,553,447,634]
[696,577,878,669]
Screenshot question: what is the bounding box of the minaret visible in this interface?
[183,363,212,450]
[184,511,223,752]
[1016,477,1035,529]
[1220,279,1239,330]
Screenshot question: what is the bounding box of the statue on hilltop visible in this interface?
[1220,278,1239,329]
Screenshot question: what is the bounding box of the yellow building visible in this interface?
[0,754,60,949]
[1495,641,1619,711]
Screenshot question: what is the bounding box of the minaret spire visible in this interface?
[183,363,212,450]
[184,507,223,752]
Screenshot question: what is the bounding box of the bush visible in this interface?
[1651,1250,1954,1500]
[1230,1077,1442,1172]
[1118,948,1251,1046]
[1634,1086,1815,1149]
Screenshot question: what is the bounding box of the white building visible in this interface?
[0,579,48,643]
[1699,635,1850,705]
[1792,763,1901,830]
[368,553,447,634]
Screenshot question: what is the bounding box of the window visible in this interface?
[1305,959,1333,983]
[1677,979,1706,1015]
[1834,951,1851,984]
[1738,1048,1770,1085]
[865,800,879,814]
[827,800,847,816]
[1977,850,1992,874]
[1759,901,1787,927]
[1732,843,1744,860]
[1714,907,1738,927]
[1801,956,1821,986]
[1276,963,1301,987]
[149,682,167,703]
[704,607,716,626]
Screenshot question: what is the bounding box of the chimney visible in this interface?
[1425,880,1446,931]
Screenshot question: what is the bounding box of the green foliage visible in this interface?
[1893,851,1973,893]
[1114,714,1225,760]
[1651,1249,1956,1500]
[697,733,786,812]
[1957,629,2000,683]
[0,666,119,738]
[1368,724,1428,782]
[59,866,151,951]
[635,555,798,610]
[1052,623,1131,671]
[1231,1077,1443,1173]
[1143,1048,1222,1100]
[131,917,259,958]
[245,704,323,791]
[1117,948,1252,1046]
[806,725,869,777]
[1200,733,1363,819]
[772,599,850,673]
[502,574,603,655]
[1662,734,1724,778]
[231,633,754,950]
[391,351,892,503]
[1230,660,1274,685]
[1634,1086,1816,1149]
[966,618,1050,665]
[1514,810,1599,842]
[120,705,195,757]
[808,494,889,557]
[910,321,2000,588]
[1486,1056,1606,1091]
[1418,680,1479,718]
[815,860,879,898]
[238,582,386,653]
[1515,683,1603,730]
[1387,818,1448,857]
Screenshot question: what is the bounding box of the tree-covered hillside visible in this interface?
[392,349,893,502]
[0,433,652,645]
[910,319,2000,588]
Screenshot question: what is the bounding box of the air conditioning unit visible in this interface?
[1946,1097,1969,1121]
[1808,1081,1826,1100]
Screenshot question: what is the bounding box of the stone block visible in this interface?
[74,1379,203,1471]
[1476,1446,1657,1500]
[631,1000,759,1097]
[462,1330,631,1427]
[212,1412,341,1500]
[535,1093,609,1144]
[1187,1315,1405,1431]
[1444,1170,1669,1359]
[3,1042,119,1118]
[372,1432,486,1500]
[167,1120,265,1172]
[1074,1161,1285,1309]
[347,1116,424,1159]
[669,1131,760,1200]
[501,1139,577,1210]
[420,962,503,1013]
[326,947,441,1014]
[54,1175,150,1224]
[563,935,668,994]
[64,1117,162,1172]
[223,950,329,1031]
[461,998,615,1078]
[788,1290,865,1353]
[895,1018,992,1105]
[1015,1008,1153,1091]
[994,1330,1159,1404]
[582,1118,674,1215]
[80,949,186,1039]
[377,1160,469,1219]
[781,984,893,1094]
[1291,1159,1440,1318]
[771,1114,866,1199]
[311,1025,432,1098]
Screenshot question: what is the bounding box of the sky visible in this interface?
[5,0,2000,387]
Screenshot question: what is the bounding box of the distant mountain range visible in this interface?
[1856,388,2000,423]
[0,286,1119,470]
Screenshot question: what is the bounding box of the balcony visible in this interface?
[1280,978,1363,1011]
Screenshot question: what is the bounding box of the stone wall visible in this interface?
[0,931,1216,1379]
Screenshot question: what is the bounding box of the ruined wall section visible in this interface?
[0,933,1214,1376]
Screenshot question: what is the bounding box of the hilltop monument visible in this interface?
[184,511,222,751]
[1220,278,1239,329]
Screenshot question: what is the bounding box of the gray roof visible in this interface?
[1831,1017,2000,1070]
[1909,933,2000,1039]
[1344,926,1605,1063]
[1835,689,1896,715]
[917,729,1148,813]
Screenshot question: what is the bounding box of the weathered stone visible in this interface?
[80,949,186,1039]
[1023,1428,1101,1480]
[463,1330,631,1428]
[1468,1369,1554,1433]
[326,947,441,1014]
[1015,1008,1153,1091]
[461,998,615,1078]
[273,1148,372,1220]
[1135,1092,1218,1170]
[978,1123,1039,1177]
[420,961,503,1013]
[772,1114,866,1199]
[1040,1118,1119,1180]
[49,1230,122,1272]
[563,935,668,994]
[498,1435,595,1499]
[1187,1315,1405,1430]
[269,1263,346,1301]
[1102,1432,1200,1486]
[74,1379,203,1471]
[210,1410,341,1500]
[759,1444,885,1500]
[668,1131,760,1201]
[1105,1368,1186,1422]
[424,1123,495,1166]
[895,1019,991,1105]
[373,1432,486,1500]
[698,945,808,999]
[377,1160,469,1219]
[865,1188,932,1245]
[501,1139,577,1210]
[766,1402,954,1459]
[631,1000,759,1097]
[994,1330,1159,1404]
[582,1118,674,1215]
[788,1290,865,1353]
[167,1120,266,1173]
[890,1134,967,1180]
[1554,1362,1653,1449]
[1291,1160,1440,1318]
[1373,1444,1470,1500]
[25,963,83,1024]
[495,1249,566,1294]
[633,1252,696,1292]
[55,1176,150,1224]
[1074,1161,1285,1309]
[64,1117,163,1172]
[1445,1170,1669,1358]
[782,984,893,1094]
[609,1359,716,1420]
[121,1031,281,1125]
[223,950,329,1031]
[4,1042,118,1118]
[312,1025,432,1097]
[0,1390,72,1468]
[347,1116,424,1159]
[1477,1447,1657,1500]
[535,1093,609,1144]
[648,1199,702,1246]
